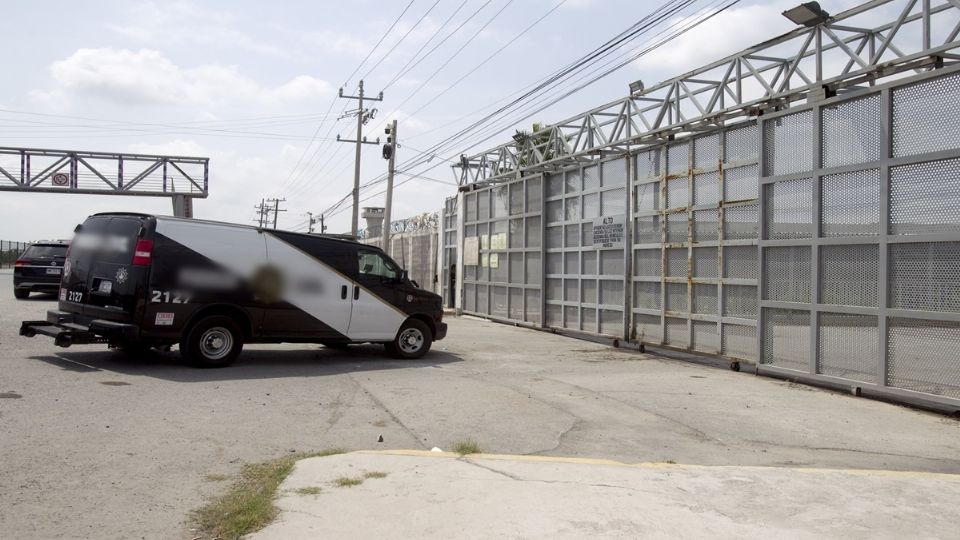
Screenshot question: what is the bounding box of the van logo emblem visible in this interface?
[116,267,128,285]
[406,294,413,302]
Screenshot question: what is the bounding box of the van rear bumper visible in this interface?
[19,310,140,347]
[435,322,447,341]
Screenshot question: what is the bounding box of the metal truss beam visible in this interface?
[454,0,960,186]
[0,146,209,198]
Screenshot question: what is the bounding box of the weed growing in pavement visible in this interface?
[294,486,322,496]
[191,448,346,540]
[452,439,482,455]
[363,471,388,479]
[333,476,364,487]
[204,474,230,482]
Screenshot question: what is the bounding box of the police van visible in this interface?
[20,212,447,367]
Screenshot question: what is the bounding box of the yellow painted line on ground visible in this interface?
[351,449,960,479]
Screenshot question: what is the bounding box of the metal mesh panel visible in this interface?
[665,317,688,347]
[525,289,541,324]
[667,178,688,209]
[599,280,624,306]
[464,283,476,312]
[564,306,578,329]
[526,216,541,248]
[477,285,489,315]
[889,242,960,313]
[546,253,562,275]
[634,215,661,244]
[600,250,624,275]
[546,174,564,198]
[546,200,562,223]
[602,159,626,187]
[822,94,881,168]
[465,193,477,222]
[667,212,688,242]
[766,177,813,239]
[764,110,814,176]
[724,164,759,201]
[761,307,810,371]
[526,177,542,212]
[509,182,524,214]
[666,247,687,277]
[763,246,811,303]
[546,226,562,249]
[492,186,509,218]
[636,150,662,179]
[723,246,757,279]
[582,250,597,274]
[582,167,598,191]
[887,318,960,399]
[565,197,581,221]
[723,285,758,319]
[724,203,758,240]
[634,281,661,309]
[694,171,720,205]
[725,123,759,162]
[478,191,490,220]
[582,279,597,304]
[822,169,881,237]
[601,188,626,215]
[635,182,659,212]
[667,143,688,175]
[582,193,599,219]
[565,169,580,194]
[694,133,720,169]
[693,320,720,352]
[526,252,541,284]
[599,309,622,336]
[564,279,578,302]
[581,307,597,333]
[565,224,580,248]
[507,252,522,283]
[693,284,718,314]
[564,252,580,274]
[509,288,523,320]
[818,313,878,383]
[889,158,960,235]
[666,283,687,312]
[634,249,661,277]
[634,313,662,342]
[490,256,507,283]
[722,323,757,360]
[546,304,561,327]
[820,245,878,307]
[892,71,960,158]
[509,219,523,248]
[692,247,718,278]
[693,209,719,241]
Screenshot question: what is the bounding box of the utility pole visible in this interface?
[253,198,267,227]
[382,119,398,249]
[336,80,383,237]
[306,212,316,233]
[267,198,286,229]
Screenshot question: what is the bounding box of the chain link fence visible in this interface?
[0,240,30,268]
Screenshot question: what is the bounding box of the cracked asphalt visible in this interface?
[1,271,959,539]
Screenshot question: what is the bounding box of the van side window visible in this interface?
[358,250,398,280]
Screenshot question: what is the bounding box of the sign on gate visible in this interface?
[463,236,479,266]
[52,173,69,186]
[592,215,625,248]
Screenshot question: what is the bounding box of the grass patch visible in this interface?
[205,473,230,482]
[452,439,482,455]
[333,476,364,488]
[363,471,388,479]
[664,460,677,465]
[191,448,345,540]
[294,486,322,496]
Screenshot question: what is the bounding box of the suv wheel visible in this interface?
[180,315,243,368]
[14,289,29,299]
[385,319,432,359]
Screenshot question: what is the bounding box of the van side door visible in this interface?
[348,248,407,341]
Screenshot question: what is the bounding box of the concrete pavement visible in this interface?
[254,450,960,539]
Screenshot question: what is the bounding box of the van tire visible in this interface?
[385,319,432,359]
[180,315,243,368]
[14,289,29,299]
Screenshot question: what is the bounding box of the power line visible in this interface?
[379,0,470,92]
[361,0,443,82]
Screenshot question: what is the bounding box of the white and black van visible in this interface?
[21,213,447,367]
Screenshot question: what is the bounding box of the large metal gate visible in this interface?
[757,64,960,407]
[440,196,458,308]
[631,123,760,361]
[544,160,628,337]
[461,175,543,325]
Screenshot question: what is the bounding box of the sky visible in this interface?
[0,0,876,239]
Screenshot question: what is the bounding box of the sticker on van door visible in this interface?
[155,312,175,326]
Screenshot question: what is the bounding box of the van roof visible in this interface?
[89,212,370,248]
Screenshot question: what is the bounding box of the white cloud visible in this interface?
[36,48,333,107]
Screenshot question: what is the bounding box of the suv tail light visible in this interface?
[14,259,26,267]
[132,239,154,266]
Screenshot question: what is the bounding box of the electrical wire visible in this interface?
[360,0,443,82]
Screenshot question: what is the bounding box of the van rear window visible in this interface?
[72,216,143,263]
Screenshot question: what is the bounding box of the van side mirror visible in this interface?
[401,269,409,282]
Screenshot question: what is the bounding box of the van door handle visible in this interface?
[353,285,360,300]
[341,285,347,300]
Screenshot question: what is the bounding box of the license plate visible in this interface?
[46,268,61,275]
[98,281,113,294]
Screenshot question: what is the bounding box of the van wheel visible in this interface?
[181,315,243,368]
[385,319,432,359]
[14,289,29,299]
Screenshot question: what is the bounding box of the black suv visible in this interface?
[14,242,68,299]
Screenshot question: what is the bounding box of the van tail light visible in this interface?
[132,239,154,266]
[14,259,26,267]
[65,241,72,257]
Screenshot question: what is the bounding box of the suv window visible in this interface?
[358,250,398,280]
[24,245,67,258]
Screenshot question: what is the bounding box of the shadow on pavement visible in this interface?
[28,345,462,382]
